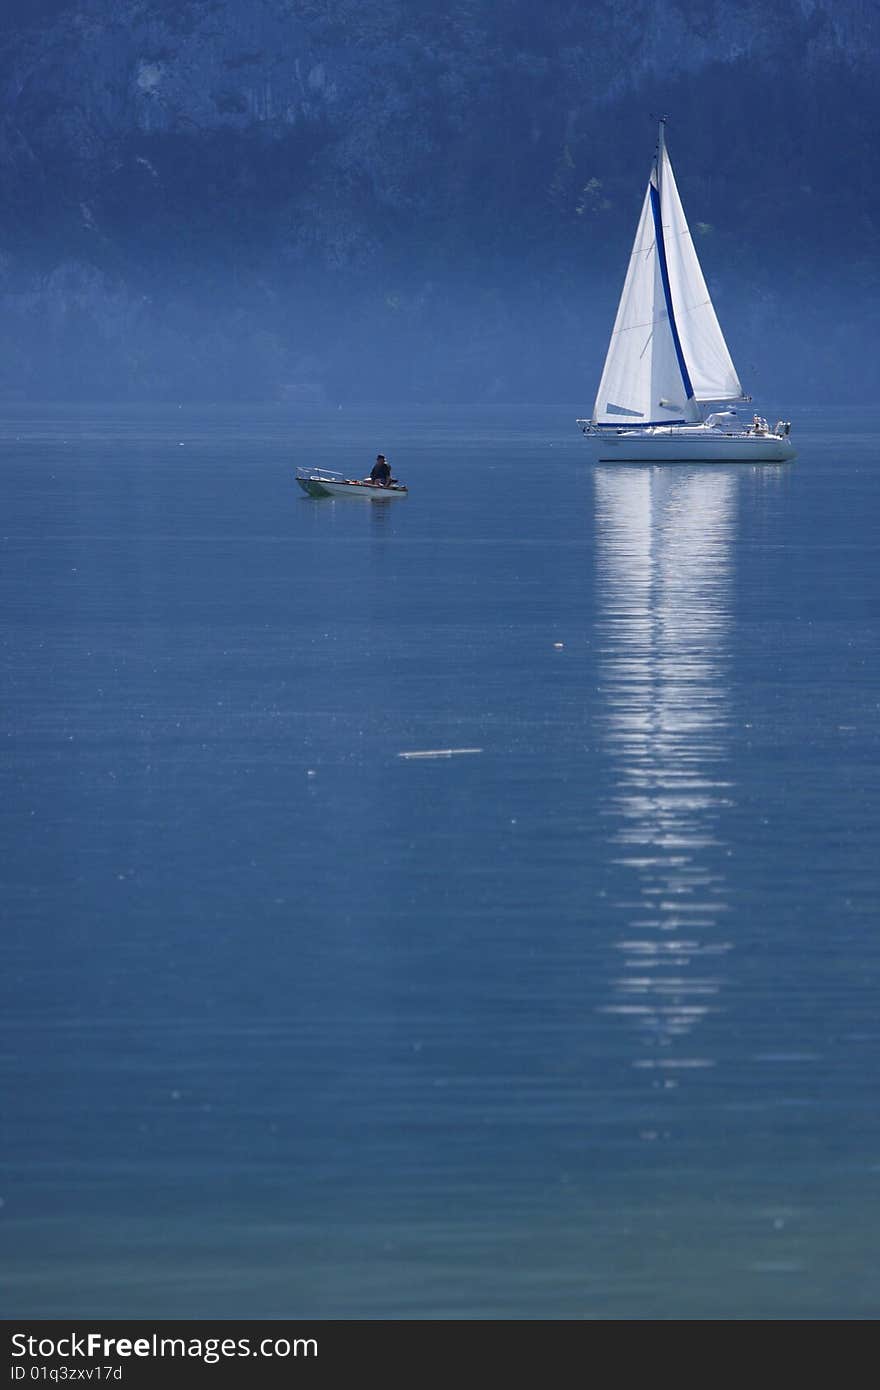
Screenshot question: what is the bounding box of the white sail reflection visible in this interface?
[595,466,738,1073]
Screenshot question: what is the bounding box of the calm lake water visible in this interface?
[2,403,878,1319]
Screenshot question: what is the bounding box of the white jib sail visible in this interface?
[592,178,693,427]
[656,143,743,404]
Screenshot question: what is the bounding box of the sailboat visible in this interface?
[578,121,795,462]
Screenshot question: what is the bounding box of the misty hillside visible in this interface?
[0,0,877,403]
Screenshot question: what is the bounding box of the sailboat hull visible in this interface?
[590,431,796,464]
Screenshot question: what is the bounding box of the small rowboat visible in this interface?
[295,467,408,499]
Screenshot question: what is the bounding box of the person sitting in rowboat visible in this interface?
[369,454,392,486]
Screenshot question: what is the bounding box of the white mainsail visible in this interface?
[592,124,743,427]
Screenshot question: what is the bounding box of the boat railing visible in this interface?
[296,466,344,480]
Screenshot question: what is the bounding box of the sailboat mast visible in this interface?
[649,118,696,413]
[656,118,667,193]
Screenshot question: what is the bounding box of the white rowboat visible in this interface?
[296,467,408,499]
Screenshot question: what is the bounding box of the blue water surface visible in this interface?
[2,403,878,1318]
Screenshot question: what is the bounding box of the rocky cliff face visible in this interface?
[0,0,877,401]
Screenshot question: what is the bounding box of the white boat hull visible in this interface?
[296,476,408,499]
[587,430,795,464]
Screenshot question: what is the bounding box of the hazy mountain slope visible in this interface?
[0,0,877,402]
